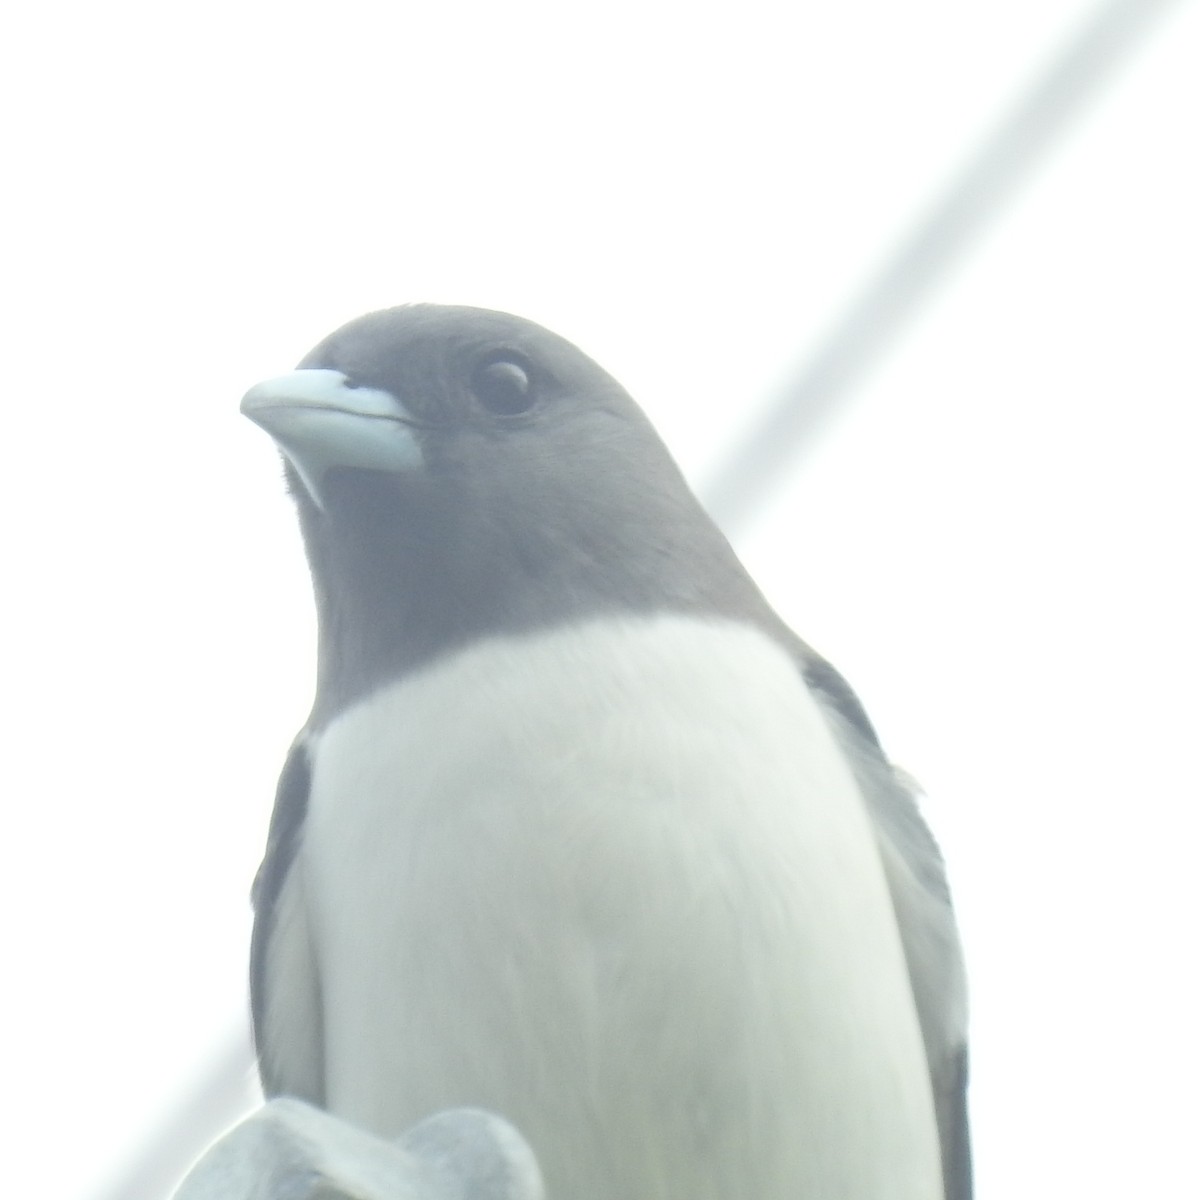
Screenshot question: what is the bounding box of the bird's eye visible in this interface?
[471,357,534,416]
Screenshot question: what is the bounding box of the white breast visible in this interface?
[300,614,942,1199]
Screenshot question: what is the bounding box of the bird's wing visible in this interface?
[799,650,972,1200]
[250,736,326,1103]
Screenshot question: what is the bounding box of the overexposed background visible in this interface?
[3,1,1197,1197]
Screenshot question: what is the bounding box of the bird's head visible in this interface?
[242,305,767,717]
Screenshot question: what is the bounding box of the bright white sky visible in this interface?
[4,2,1198,1198]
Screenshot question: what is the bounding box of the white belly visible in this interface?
[302,614,942,1199]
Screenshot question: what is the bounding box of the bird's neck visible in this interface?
[301,475,783,728]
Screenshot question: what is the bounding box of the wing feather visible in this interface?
[250,738,326,1102]
[801,650,973,1200]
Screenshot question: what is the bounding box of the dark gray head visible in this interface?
[242,305,779,724]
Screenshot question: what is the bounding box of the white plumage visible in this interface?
[268,615,942,1200]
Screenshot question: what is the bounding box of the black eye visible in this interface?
[471,357,534,415]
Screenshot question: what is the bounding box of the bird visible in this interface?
[241,304,971,1200]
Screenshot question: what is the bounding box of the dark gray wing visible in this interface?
[250,736,326,1103]
[800,649,973,1200]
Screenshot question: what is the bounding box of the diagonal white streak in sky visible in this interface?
[702,0,1182,532]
